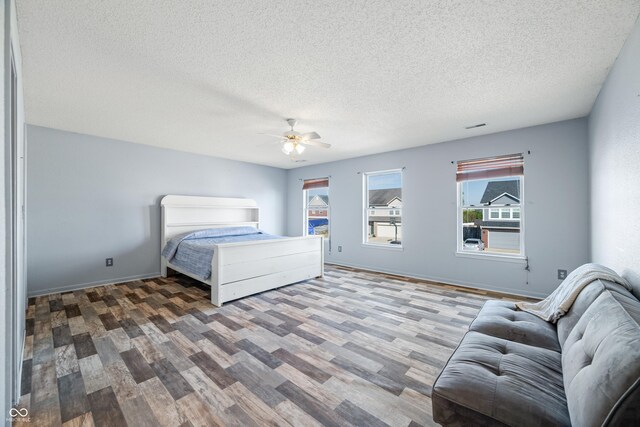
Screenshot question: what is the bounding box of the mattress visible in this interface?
[162,226,281,280]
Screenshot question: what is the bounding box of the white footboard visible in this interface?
[210,235,324,306]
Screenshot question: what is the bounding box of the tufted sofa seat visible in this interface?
[432,279,640,426]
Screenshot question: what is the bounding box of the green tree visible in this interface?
[463,209,484,223]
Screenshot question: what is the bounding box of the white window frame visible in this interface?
[456,176,526,260]
[303,180,330,246]
[362,169,404,250]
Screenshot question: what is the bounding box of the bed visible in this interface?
[160,195,324,306]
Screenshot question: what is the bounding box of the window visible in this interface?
[363,169,403,246]
[457,154,524,257]
[303,178,329,240]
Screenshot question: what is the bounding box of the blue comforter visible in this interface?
[161,226,281,280]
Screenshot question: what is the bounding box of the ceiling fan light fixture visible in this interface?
[295,143,305,154]
[282,141,295,154]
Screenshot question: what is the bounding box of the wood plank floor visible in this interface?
[18,264,526,427]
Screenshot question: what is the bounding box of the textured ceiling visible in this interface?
[16,1,640,169]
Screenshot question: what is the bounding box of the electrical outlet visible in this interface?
[338,246,342,252]
[558,269,567,280]
[106,258,113,267]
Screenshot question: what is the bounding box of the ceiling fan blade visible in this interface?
[300,131,321,140]
[301,139,331,148]
[259,133,286,139]
[257,140,284,147]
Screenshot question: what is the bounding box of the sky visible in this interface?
[368,172,402,190]
[307,187,328,197]
[307,187,328,203]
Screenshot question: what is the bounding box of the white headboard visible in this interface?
[160,195,259,244]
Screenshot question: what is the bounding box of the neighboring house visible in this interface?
[307,195,329,218]
[307,195,329,237]
[368,188,402,241]
[478,180,521,252]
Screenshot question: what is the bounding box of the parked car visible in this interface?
[463,238,485,251]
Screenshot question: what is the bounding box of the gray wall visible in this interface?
[287,119,590,298]
[589,16,640,293]
[26,125,288,295]
[28,120,592,299]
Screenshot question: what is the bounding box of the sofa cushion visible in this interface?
[557,279,636,348]
[432,393,510,427]
[432,331,570,427]
[470,300,560,352]
[562,291,640,427]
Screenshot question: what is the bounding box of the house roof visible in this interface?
[480,181,520,204]
[480,221,520,228]
[369,189,402,207]
[308,195,329,206]
[490,193,520,205]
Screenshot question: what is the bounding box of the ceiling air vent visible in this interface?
[465,123,486,129]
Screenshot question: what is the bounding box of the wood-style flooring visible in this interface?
[18,264,525,427]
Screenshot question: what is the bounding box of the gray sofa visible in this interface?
[432,279,640,426]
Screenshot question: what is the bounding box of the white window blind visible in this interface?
[302,178,329,190]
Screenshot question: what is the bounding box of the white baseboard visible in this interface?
[27,263,547,299]
[325,261,546,299]
[27,272,161,297]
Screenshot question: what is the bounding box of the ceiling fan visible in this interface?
[263,119,331,157]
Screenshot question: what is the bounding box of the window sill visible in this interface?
[362,243,404,251]
[455,251,526,263]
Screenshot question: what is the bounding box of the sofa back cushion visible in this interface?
[562,291,640,426]
[557,279,636,348]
